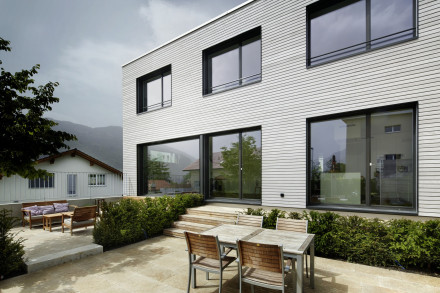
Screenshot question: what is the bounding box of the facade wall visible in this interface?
[122,0,440,217]
[0,155,123,203]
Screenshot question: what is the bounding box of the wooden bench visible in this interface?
[21,200,77,229]
[62,206,97,235]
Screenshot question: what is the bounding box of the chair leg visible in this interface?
[251,284,255,293]
[206,272,209,280]
[219,271,222,293]
[187,263,191,293]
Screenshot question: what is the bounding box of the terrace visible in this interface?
[1,203,439,293]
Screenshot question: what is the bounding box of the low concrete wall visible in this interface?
[0,196,123,224]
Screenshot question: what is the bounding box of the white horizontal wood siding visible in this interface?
[122,0,440,217]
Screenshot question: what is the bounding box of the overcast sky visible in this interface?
[0,0,246,127]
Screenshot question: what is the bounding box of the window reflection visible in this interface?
[211,46,240,93]
[142,139,200,195]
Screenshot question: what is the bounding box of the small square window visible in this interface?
[89,174,106,186]
[137,65,172,113]
[385,125,401,133]
[203,27,261,95]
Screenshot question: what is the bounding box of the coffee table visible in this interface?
[43,212,73,232]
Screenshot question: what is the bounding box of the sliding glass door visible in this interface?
[209,129,261,200]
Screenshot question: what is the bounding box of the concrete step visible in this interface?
[26,244,103,273]
[186,207,238,221]
[163,228,186,238]
[172,221,214,233]
[179,214,236,226]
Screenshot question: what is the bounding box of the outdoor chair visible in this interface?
[276,217,309,277]
[224,214,264,256]
[236,214,264,227]
[237,240,290,293]
[62,205,97,235]
[184,231,236,293]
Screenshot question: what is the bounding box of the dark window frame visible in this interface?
[136,65,172,114]
[306,0,418,67]
[306,102,418,215]
[203,27,262,95]
[28,173,55,189]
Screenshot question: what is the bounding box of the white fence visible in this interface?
[0,172,127,204]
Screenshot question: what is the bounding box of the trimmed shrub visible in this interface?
[0,209,26,280]
[93,193,204,250]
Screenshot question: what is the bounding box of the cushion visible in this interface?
[54,203,69,213]
[63,219,95,227]
[40,205,55,215]
[22,205,42,216]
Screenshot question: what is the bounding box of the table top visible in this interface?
[201,224,314,255]
[43,211,73,218]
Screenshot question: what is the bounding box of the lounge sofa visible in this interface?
[21,200,77,229]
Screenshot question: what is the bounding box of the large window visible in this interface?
[28,173,54,189]
[308,105,416,211]
[67,174,77,195]
[307,0,417,66]
[139,138,200,195]
[137,65,171,113]
[208,129,261,200]
[203,27,261,94]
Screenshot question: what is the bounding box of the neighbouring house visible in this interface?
[122,0,440,217]
[0,149,123,203]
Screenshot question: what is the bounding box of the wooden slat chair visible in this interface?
[237,240,290,293]
[184,231,236,293]
[236,214,264,227]
[276,218,309,277]
[62,205,97,235]
[224,214,264,256]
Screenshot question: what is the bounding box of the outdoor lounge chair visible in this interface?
[184,231,236,293]
[276,217,309,277]
[237,239,290,293]
[62,205,97,235]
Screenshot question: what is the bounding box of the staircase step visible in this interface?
[163,228,186,238]
[179,214,236,226]
[172,221,214,233]
[186,207,238,221]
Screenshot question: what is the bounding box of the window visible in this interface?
[67,174,77,195]
[307,0,417,66]
[89,174,106,186]
[137,65,171,113]
[308,105,415,211]
[139,138,200,195]
[208,129,261,200]
[203,27,261,94]
[385,125,401,133]
[28,173,54,189]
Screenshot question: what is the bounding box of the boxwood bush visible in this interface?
[244,208,440,273]
[0,209,26,280]
[93,193,204,250]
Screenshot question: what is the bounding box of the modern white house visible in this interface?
[122,0,440,217]
[0,149,123,203]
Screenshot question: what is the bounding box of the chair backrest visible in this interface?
[237,240,283,273]
[73,206,97,222]
[184,231,220,260]
[276,218,308,233]
[236,214,264,227]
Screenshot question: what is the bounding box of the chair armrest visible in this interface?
[21,209,31,216]
[68,204,78,210]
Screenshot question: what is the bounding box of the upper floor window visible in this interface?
[137,65,171,113]
[307,0,417,66]
[29,173,54,189]
[203,27,261,95]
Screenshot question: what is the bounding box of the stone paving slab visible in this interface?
[1,235,439,293]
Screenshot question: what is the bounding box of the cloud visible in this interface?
[139,0,212,46]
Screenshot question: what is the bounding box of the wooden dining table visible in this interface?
[201,224,315,293]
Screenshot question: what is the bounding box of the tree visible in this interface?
[0,37,76,178]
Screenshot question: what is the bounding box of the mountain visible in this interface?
[52,120,122,171]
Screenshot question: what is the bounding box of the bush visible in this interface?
[0,209,26,280]
[93,193,204,250]
[239,207,440,273]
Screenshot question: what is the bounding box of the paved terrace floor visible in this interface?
[1,225,439,293]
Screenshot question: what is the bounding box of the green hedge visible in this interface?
[0,209,26,280]
[244,208,440,273]
[93,193,204,250]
